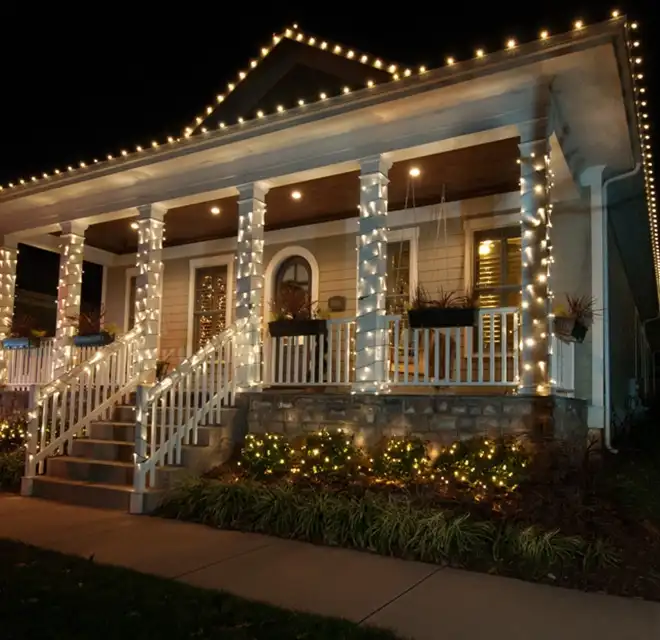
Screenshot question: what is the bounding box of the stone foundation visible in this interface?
[0,389,29,417]
[240,391,588,448]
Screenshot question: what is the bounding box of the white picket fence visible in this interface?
[2,338,98,390]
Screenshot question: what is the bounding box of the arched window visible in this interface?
[275,255,312,297]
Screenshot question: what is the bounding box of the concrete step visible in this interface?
[27,476,163,511]
[88,421,229,447]
[47,456,135,486]
[109,406,238,428]
[71,438,134,463]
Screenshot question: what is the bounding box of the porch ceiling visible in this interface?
[81,139,519,254]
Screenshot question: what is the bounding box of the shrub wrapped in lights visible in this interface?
[237,433,292,479]
[0,413,28,453]
[434,437,528,494]
[297,428,360,477]
[373,436,431,482]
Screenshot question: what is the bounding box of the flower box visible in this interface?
[72,332,115,347]
[554,317,589,343]
[1,337,41,350]
[408,307,477,329]
[268,319,327,338]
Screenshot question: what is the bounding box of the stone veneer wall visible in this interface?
[240,392,589,448]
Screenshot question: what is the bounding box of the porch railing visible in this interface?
[3,338,99,390]
[24,326,143,476]
[384,307,520,387]
[133,321,240,492]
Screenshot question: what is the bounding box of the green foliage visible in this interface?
[373,436,430,481]
[0,448,24,489]
[297,429,360,477]
[160,478,617,577]
[0,412,29,453]
[434,437,528,493]
[237,433,291,479]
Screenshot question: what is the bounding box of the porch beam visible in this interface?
[519,139,553,394]
[234,182,268,391]
[134,204,165,382]
[355,155,391,392]
[0,237,18,383]
[53,222,88,377]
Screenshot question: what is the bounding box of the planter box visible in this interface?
[269,319,327,338]
[408,307,477,329]
[554,317,589,343]
[73,332,114,347]
[1,337,41,350]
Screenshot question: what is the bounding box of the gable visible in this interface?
[190,35,395,133]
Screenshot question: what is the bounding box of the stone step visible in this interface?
[71,438,134,463]
[47,456,135,486]
[27,476,163,511]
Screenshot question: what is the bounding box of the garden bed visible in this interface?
[159,429,660,602]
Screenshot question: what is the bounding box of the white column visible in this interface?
[234,182,267,391]
[0,237,18,383]
[134,204,165,383]
[53,222,87,377]
[519,139,553,395]
[354,155,391,392]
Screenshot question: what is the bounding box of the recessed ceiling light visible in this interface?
[409,167,421,178]
[210,206,220,215]
[130,222,139,230]
[291,190,302,200]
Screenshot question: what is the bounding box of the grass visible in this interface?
[0,539,402,640]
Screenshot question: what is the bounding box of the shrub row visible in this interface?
[238,430,528,494]
[160,478,619,578]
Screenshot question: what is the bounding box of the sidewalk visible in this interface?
[1,495,659,640]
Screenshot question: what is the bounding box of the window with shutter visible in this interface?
[127,276,137,329]
[473,227,521,350]
[192,266,228,350]
[386,240,411,315]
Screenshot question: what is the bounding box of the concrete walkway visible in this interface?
[1,495,659,640]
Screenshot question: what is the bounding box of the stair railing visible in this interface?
[24,325,144,478]
[133,321,241,492]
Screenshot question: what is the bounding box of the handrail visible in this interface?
[134,322,240,493]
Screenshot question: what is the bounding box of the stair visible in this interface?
[26,402,239,512]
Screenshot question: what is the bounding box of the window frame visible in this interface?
[274,255,313,300]
[186,255,234,356]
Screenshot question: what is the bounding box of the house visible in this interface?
[0,14,655,512]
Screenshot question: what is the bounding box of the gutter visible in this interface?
[601,162,642,453]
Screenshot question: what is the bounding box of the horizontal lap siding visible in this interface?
[417,218,464,294]
[103,267,127,330]
[160,258,191,365]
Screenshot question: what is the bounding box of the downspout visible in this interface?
[600,162,641,453]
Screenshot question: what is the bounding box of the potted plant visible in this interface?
[553,294,597,343]
[1,315,46,350]
[268,284,327,337]
[407,286,478,329]
[70,307,118,347]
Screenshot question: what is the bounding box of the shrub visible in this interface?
[159,478,618,576]
[297,429,360,477]
[373,436,431,482]
[237,433,291,479]
[0,413,29,453]
[0,448,24,490]
[434,437,528,494]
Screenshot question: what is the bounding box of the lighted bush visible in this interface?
[373,436,431,482]
[434,437,528,494]
[0,413,29,453]
[297,428,360,477]
[237,433,292,479]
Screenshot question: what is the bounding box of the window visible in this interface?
[192,266,228,350]
[275,256,312,297]
[473,227,522,307]
[386,240,411,315]
[127,276,137,329]
[473,226,521,351]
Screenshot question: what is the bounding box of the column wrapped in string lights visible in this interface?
[234,182,267,391]
[0,238,18,383]
[134,204,165,382]
[354,155,391,392]
[53,222,87,377]
[519,139,553,395]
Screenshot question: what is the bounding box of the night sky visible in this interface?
[0,2,656,306]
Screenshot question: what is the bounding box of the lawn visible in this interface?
[0,539,401,640]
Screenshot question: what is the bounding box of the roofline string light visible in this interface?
[0,12,654,295]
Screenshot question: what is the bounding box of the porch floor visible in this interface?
[1,496,657,640]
